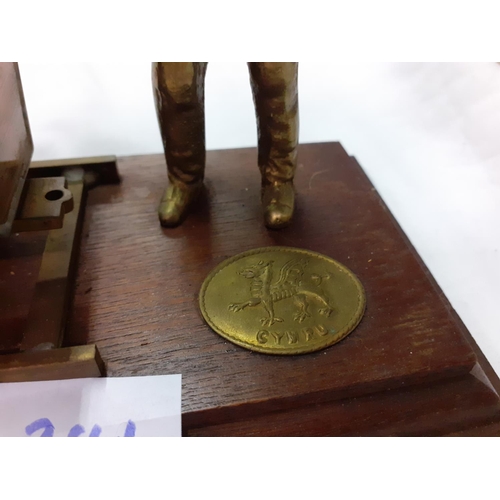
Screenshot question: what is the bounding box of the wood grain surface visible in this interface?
[62,142,500,435]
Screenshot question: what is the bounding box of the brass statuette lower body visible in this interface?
[153,62,299,229]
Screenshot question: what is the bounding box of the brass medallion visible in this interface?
[199,247,366,355]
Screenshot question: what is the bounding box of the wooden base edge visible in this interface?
[0,345,105,382]
[186,363,500,436]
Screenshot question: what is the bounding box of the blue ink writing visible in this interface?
[68,424,85,437]
[124,420,136,437]
[25,419,135,437]
[25,418,55,437]
[89,424,102,437]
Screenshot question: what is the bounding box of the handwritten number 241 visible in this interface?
[25,418,136,437]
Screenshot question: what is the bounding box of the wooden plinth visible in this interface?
[65,142,500,436]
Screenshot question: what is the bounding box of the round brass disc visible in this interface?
[199,247,366,355]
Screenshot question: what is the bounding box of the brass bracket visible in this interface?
[28,155,120,186]
[0,155,120,382]
[12,176,74,233]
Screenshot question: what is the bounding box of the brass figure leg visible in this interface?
[153,62,208,227]
[248,62,299,229]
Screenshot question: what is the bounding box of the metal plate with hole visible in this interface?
[12,177,73,233]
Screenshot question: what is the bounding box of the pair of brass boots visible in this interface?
[159,180,295,229]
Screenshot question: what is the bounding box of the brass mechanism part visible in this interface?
[12,177,73,233]
[21,169,85,351]
[0,345,105,383]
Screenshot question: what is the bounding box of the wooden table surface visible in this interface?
[57,142,500,436]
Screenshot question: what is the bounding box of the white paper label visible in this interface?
[0,375,182,437]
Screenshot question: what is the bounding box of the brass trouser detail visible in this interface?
[248,62,299,184]
[153,62,208,185]
[153,62,298,185]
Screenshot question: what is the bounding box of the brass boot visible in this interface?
[262,181,295,229]
[158,181,202,227]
